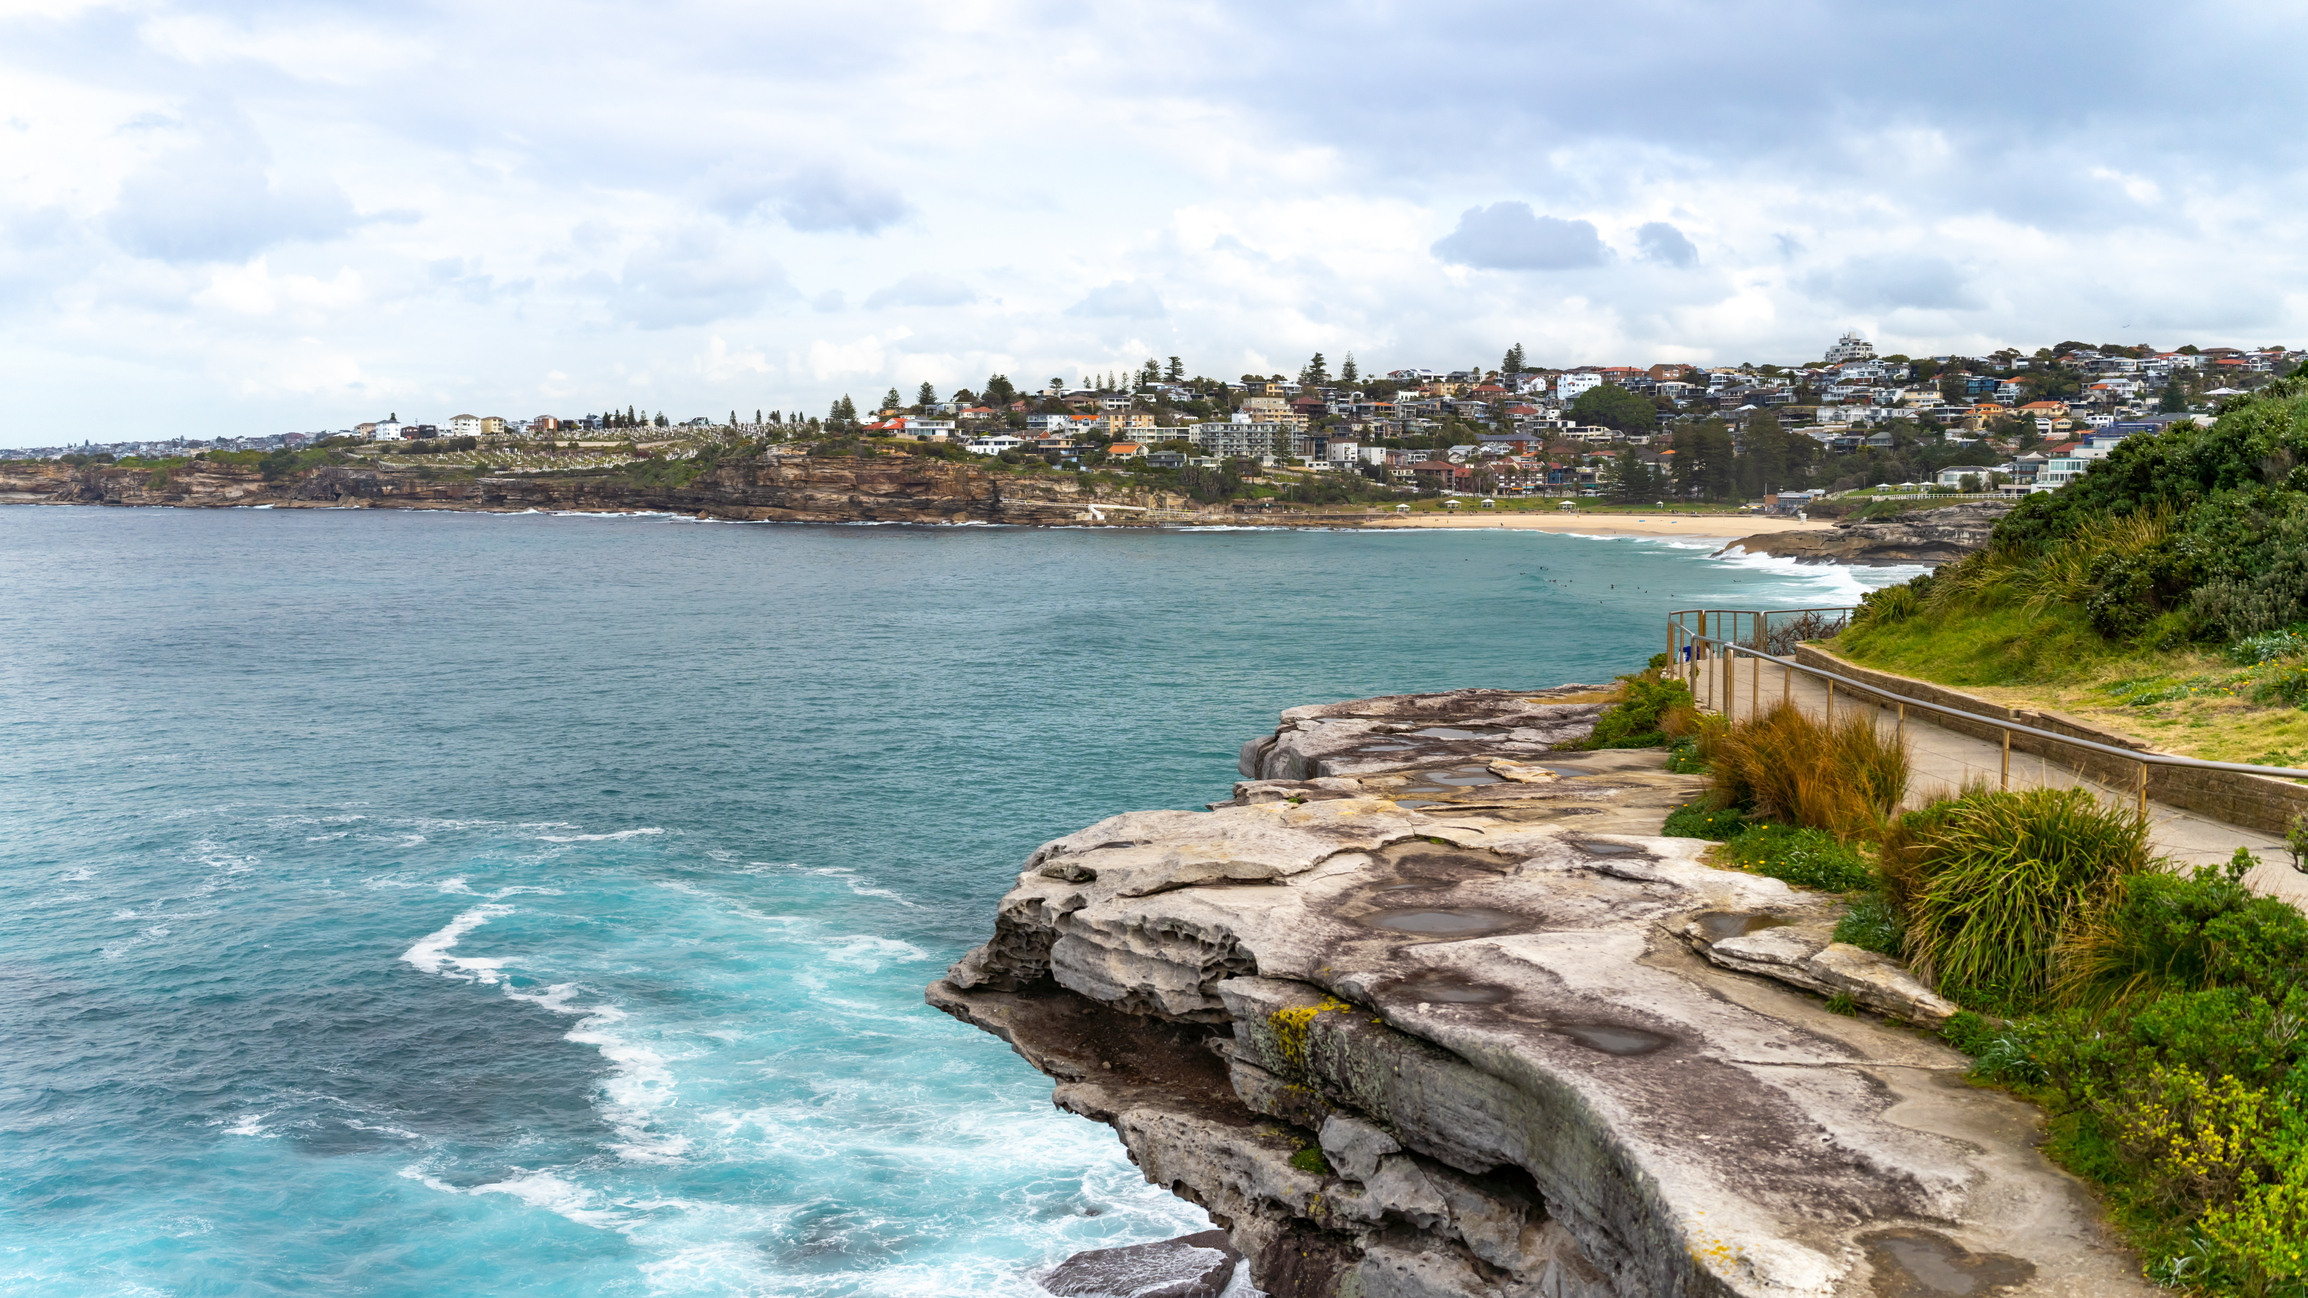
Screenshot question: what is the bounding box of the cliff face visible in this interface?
[932,688,2147,1298]
[0,455,1198,525]
[1722,501,2011,566]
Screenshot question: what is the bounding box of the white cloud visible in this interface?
[1432,204,1608,271]
[4,0,2308,441]
[864,272,975,309]
[1066,281,1164,319]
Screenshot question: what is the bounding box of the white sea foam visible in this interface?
[821,935,932,971]
[535,827,665,843]
[343,1118,420,1140]
[221,1111,271,1137]
[400,904,514,984]
[564,1006,692,1164]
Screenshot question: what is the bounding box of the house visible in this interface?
[1325,438,1360,465]
[899,418,957,439]
[1556,372,1604,403]
[964,435,1025,455]
[1107,442,1146,459]
[1407,461,1471,490]
[449,414,482,436]
[1093,411,1155,436]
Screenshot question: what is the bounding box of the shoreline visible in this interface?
[1354,511,1834,538]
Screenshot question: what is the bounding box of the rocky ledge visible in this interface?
[1720,501,2011,567]
[929,687,2146,1297]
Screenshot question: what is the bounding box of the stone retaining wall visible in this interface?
[1791,645,2308,835]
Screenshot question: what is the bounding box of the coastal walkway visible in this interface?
[1689,654,2308,908]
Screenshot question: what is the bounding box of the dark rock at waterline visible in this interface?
[1041,1229,1244,1297]
[1721,500,2012,567]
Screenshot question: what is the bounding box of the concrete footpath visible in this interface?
[1690,654,2308,908]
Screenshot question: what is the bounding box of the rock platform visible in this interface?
[929,688,2149,1297]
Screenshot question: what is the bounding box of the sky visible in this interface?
[4,0,2307,443]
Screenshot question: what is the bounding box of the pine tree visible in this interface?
[1341,354,1359,385]
[729,410,739,429]
[917,381,937,407]
[1167,356,1184,382]
[882,387,902,414]
[1301,353,1329,386]
[1503,344,1526,375]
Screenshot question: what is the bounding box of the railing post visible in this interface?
[1826,679,1834,726]
[1726,643,1736,720]
[2002,728,2011,790]
[2138,760,2148,820]
[1896,702,1905,744]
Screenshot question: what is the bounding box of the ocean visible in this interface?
[0,507,1914,1297]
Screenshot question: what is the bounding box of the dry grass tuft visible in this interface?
[1705,703,1910,839]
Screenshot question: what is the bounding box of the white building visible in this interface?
[1556,372,1604,403]
[1191,421,1302,460]
[964,435,1024,455]
[1826,332,1877,364]
[448,414,482,436]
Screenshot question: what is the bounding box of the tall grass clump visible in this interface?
[1705,703,1909,838]
[1885,787,2152,1012]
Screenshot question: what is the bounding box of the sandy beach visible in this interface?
[1352,510,1837,538]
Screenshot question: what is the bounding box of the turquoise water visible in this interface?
[0,508,1911,1297]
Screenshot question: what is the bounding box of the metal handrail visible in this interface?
[1660,607,2308,818]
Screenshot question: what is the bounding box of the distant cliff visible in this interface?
[0,454,1205,526]
[1720,500,2010,566]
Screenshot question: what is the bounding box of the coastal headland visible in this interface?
[929,687,2145,1298]
[0,454,1857,540]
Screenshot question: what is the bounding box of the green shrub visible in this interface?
[1582,672,1694,749]
[2228,628,2308,666]
[1288,1146,1331,1175]
[2056,849,2308,1012]
[1886,787,2152,1013]
[1833,893,1905,956]
[1661,801,1749,840]
[1664,734,1708,773]
[1721,824,1875,893]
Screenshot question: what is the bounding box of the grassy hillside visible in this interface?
[1837,379,2308,764]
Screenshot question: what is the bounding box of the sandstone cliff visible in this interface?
[1720,501,2011,567]
[0,454,1203,526]
[932,688,2146,1298]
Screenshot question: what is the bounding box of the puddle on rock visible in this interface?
[1387,976,1512,1005]
[1392,798,1446,809]
[1692,912,1792,941]
[1426,772,1504,787]
[1537,765,1597,777]
[1360,743,1418,752]
[1861,1229,2036,1296]
[1556,1023,1673,1057]
[1362,908,1525,938]
[1569,840,1644,856]
[1409,727,1492,739]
